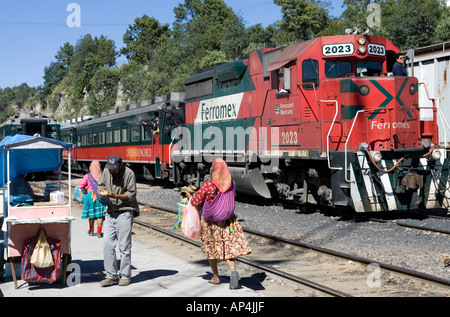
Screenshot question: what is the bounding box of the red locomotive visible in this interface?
[63,33,450,213]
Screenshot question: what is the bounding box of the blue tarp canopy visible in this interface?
[0,134,71,186]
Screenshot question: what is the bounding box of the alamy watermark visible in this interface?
[66,3,81,28]
[366,263,381,288]
[366,3,381,28]
[170,126,280,170]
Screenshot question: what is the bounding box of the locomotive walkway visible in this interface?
[0,202,265,299]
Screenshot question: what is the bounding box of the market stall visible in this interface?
[0,134,73,288]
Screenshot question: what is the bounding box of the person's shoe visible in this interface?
[88,230,94,236]
[119,278,131,286]
[229,270,239,289]
[97,233,103,238]
[100,277,119,287]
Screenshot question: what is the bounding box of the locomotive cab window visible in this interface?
[357,61,382,76]
[271,67,291,93]
[302,59,319,90]
[325,61,352,78]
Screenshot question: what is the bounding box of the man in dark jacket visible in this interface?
[393,53,408,76]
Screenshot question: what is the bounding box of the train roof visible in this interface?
[0,112,58,128]
[61,92,185,130]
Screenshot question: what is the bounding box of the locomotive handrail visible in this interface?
[320,100,343,171]
[345,110,365,182]
[169,138,174,168]
[418,82,435,102]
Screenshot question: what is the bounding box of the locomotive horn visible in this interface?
[361,27,370,34]
[345,27,358,35]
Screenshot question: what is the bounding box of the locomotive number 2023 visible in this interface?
[281,131,298,145]
[322,43,354,56]
[368,44,385,56]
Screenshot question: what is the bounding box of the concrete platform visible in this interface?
[0,202,265,298]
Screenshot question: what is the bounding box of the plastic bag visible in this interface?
[72,186,87,204]
[181,200,201,239]
[30,229,54,268]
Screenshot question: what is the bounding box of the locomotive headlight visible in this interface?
[359,85,370,96]
[372,151,382,163]
[358,45,366,54]
[357,37,366,45]
[431,150,442,161]
[409,84,417,95]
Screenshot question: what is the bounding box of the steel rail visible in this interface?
[139,202,450,289]
[133,218,353,297]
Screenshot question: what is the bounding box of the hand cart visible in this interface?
[0,135,73,288]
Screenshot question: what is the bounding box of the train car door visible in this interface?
[157,109,175,180]
[149,112,161,179]
[21,119,47,137]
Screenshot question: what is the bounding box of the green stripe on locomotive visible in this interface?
[184,57,259,156]
[185,59,255,103]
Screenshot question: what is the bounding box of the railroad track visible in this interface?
[35,179,450,296]
[64,173,450,236]
[136,202,450,297]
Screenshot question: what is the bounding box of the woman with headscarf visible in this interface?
[80,160,107,238]
[190,158,251,289]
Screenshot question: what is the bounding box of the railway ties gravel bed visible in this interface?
[136,204,450,297]
[35,178,450,296]
[135,183,450,287]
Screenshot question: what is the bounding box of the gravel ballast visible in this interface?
[136,183,450,281]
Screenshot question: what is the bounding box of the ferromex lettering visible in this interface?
[371,120,410,130]
[196,92,244,123]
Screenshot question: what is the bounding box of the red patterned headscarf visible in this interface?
[211,158,232,193]
[89,160,102,183]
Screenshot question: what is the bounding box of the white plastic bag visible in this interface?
[181,200,201,239]
[30,229,54,268]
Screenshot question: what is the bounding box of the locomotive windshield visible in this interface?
[325,60,383,78]
[356,60,382,76]
[325,61,352,78]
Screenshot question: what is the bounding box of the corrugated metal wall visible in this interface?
[410,44,450,148]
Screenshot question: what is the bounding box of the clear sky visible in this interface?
[0,0,344,89]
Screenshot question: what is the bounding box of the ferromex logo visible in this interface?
[371,120,410,130]
[196,93,244,123]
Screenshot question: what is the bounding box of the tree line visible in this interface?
[1,0,449,122]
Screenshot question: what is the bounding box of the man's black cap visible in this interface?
[105,155,122,170]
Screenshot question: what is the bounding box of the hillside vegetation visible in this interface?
[1,0,449,122]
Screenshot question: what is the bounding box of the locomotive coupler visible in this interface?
[398,172,423,193]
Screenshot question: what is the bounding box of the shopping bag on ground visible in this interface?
[30,229,54,268]
[181,200,201,239]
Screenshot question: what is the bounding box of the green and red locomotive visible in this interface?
[63,33,450,213]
